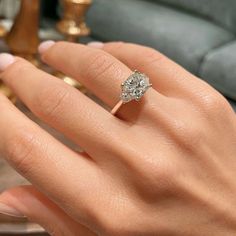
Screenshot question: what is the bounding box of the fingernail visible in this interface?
[0,202,26,218]
[87,41,104,49]
[0,53,15,71]
[38,40,55,54]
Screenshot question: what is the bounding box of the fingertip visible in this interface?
[0,53,15,71]
[0,189,27,218]
[0,202,26,218]
[87,41,104,49]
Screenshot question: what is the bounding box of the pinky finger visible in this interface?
[0,186,97,236]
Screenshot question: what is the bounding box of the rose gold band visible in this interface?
[110,100,123,115]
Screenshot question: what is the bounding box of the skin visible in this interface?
[0,41,236,235]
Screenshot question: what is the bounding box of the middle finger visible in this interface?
[0,56,122,161]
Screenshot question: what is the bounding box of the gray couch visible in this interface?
[86,0,236,111]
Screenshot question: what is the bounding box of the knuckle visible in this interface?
[197,91,232,115]
[142,159,177,190]
[4,127,39,176]
[171,119,203,152]
[84,51,118,81]
[34,83,70,121]
[130,153,178,194]
[116,141,179,192]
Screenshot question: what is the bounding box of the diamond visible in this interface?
[120,71,151,103]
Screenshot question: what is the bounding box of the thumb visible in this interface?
[0,185,96,236]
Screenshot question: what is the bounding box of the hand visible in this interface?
[0,41,236,236]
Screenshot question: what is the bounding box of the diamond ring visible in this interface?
[111,70,152,115]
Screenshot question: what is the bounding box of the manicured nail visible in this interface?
[0,53,15,71]
[0,202,26,218]
[38,40,55,54]
[87,41,104,49]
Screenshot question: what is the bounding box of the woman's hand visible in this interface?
[0,41,236,236]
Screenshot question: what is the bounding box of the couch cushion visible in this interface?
[87,0,234,74]
[228,99,236,112]
[156,0,236,33]
[200,41,236,101]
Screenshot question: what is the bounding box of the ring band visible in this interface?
[111,70,152,116]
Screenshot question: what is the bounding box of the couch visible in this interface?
[86,0,236,111]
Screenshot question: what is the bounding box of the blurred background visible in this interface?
[0,0,236,235]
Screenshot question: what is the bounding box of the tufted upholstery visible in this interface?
[87,0,236,110]
[155,0,236,33]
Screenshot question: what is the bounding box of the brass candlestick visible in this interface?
[0,23,7,38]
[5,0,40,65]
[57,0,92,42]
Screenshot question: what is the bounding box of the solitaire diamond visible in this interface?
[120,70,152,103]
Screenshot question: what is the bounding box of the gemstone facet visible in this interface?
[120,70,151,103]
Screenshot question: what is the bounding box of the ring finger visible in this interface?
[39,41,169,120]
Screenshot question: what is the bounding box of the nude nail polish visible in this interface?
[87,41,104,49]
[38,40,55,54]
[0,53,15,71]
[0,202,26,218]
